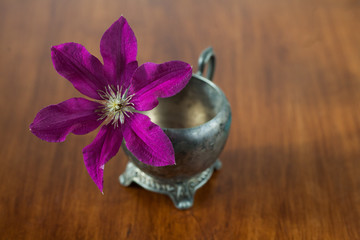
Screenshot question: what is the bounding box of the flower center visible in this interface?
[98,85,135,127]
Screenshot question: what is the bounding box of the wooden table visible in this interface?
[1,0,360,239]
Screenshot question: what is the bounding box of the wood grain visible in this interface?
[1,0,360,239]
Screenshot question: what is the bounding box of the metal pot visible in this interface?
[120,48,231,209]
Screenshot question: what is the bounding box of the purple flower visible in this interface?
[30,16,192,192]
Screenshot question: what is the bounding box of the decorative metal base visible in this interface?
[119,160,222,209]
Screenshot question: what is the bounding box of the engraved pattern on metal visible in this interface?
[119,160,222,209]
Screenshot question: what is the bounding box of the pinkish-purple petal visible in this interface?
[83,124,123,192]
[30,98,103,142]
[51,43,107,100]
[100,16,138,88]
[123,113,175,166]
[129,61,192,111]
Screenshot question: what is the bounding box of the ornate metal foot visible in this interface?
[119,160,222,210]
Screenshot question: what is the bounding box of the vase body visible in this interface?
[120,48,231,209]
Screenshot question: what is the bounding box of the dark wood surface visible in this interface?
[1,0,360,239]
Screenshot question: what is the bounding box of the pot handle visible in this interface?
[196,47,216,81]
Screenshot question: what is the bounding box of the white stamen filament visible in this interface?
[98,85,135,128]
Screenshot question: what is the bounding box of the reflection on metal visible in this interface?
[119,47,231,209]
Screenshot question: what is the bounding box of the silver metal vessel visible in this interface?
[119,48,232,209]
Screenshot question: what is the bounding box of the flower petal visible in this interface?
[123,113,175,166]
[51,43,107,100]
[83,124,123,192]
[100,16,138,88]
[129,61,192,111]
[30,98,103,142]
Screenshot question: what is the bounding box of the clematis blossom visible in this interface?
[30,16,192,192]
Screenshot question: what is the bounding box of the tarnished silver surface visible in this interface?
[119,160,222,209]
[119,47,232,209]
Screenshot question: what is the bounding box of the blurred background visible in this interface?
[0,0,359,239]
